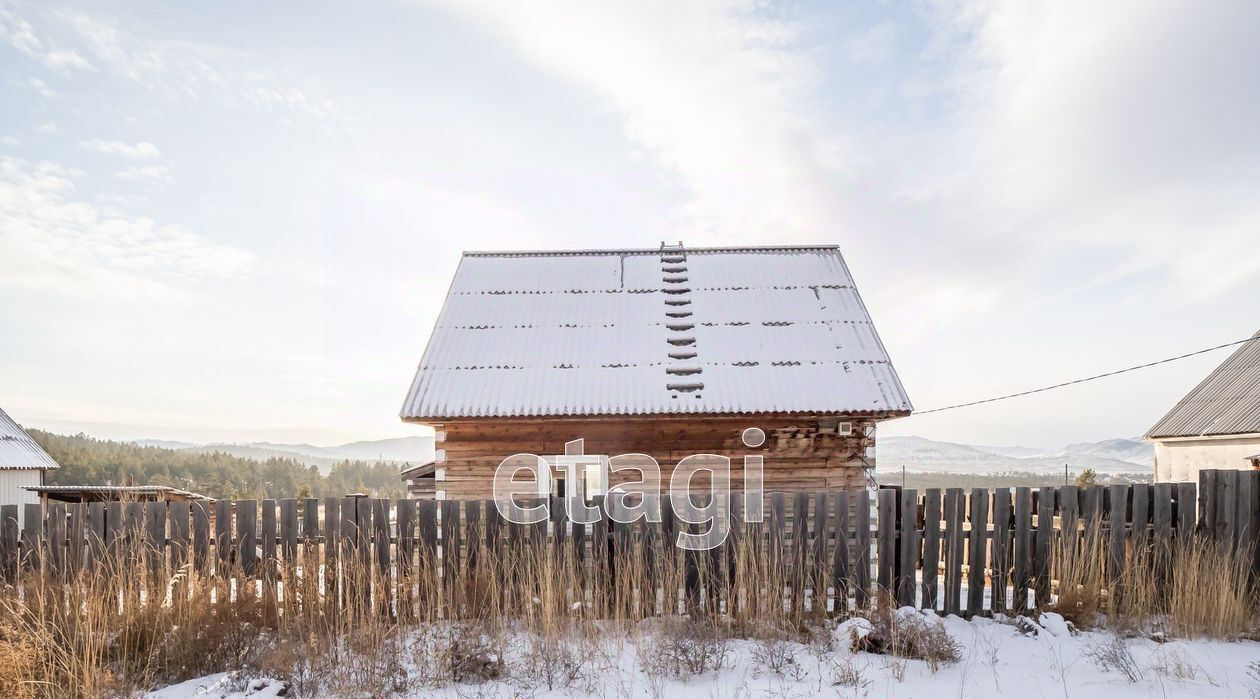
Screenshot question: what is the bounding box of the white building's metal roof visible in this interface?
[0,407,60,470]
[401,245,912,420]
[1146,329,1260,439]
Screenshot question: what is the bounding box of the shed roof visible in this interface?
[0,407,59,470]
[1146,329,1260,439]
[401,245,911,420]
[24,485,213,502]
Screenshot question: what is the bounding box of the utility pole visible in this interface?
[902,465,906,488]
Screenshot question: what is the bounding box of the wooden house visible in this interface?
[400,244,911,500]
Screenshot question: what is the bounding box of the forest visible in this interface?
[29,430,406,500]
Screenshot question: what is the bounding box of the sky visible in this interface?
[1,0,1257,449]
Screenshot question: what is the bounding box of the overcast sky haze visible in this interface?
[1,0,1257,449]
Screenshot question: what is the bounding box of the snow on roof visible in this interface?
[401,245,911,420]
[0,407,59,470]
[1146,329,1260,439]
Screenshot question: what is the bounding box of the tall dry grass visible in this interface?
[4,498,1259,697]
[1048,518,1257,638]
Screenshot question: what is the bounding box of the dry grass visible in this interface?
[1047,522,1258,638]
[4,501,1260,696]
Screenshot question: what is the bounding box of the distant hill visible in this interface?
[31,430,407,499]
[170,436,435,475]
[877,436,1152,475]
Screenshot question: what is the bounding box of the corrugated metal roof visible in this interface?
[401,245,912,420]
[1146,329,1260,438]
[0,407,59,470]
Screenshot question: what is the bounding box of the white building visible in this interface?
[1147,330,1260,482]
[0,407,60,514]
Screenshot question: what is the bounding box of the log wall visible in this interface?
[430,415,882,499]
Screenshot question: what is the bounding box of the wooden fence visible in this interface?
[2,470,1255,618]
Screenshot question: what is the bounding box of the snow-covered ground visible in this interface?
[146,611,1260,698]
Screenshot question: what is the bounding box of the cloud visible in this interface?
[115,164,171,181]
[57,9,343,123]
[911,0,1260,302]
[416,0,833,243]
[80,138,161,160]
[420,0,1259,310]
[0,156,256,299]
[26,75,56,97]
[36,121,57,134]
[0,8,90,72]
[2,5,344,126]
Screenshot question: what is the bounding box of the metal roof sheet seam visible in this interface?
[401,245,912,420]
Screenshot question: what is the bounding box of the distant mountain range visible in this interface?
[131,434,1150,478]
[134,436,436,475]
[877,436,1153,475]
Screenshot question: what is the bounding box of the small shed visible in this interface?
[400,244,911,500]
[24,484,214,506]
[1146,329,1260,482]
[400,461,437,499]
[0,407,60,514]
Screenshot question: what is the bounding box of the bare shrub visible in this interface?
[1247,660,1260,698]
[849,606,962,672]
[1083,633,1141,683]
[435,623,506,684]
[515,633,585,690]
[750,633,807,681]
[636,618,732,679]
[829,655,871,692]
[1149,646,1199,682]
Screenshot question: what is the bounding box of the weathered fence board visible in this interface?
[966,488,988,616]
[4,474,1250,621]
[943,488,964,617]
[1012,487,1032,611]
[921,489,941,611]
[990,489,1010,614]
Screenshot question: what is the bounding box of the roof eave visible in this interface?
[402,409,911,424]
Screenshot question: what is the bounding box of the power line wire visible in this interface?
[912,335,1257,415]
